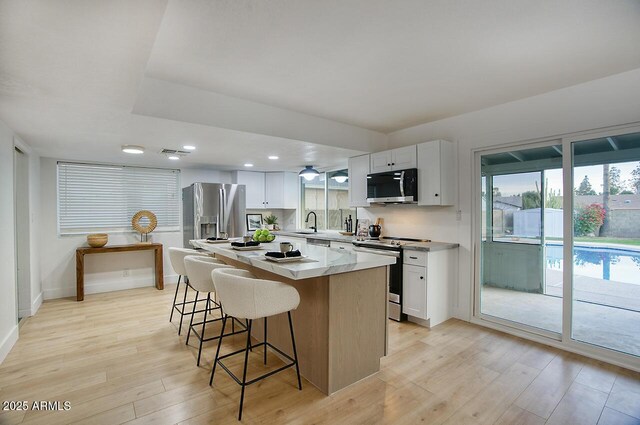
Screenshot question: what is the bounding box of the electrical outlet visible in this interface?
[123,269,130,277]
[456,210,462,221]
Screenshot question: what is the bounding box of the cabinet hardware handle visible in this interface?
[387,163,390,166]
[409,256,418,259]
[420,276,424,280]
[435,194,439,197]
[392,162,395,165]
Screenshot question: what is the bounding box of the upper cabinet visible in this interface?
[348,154,370,207]
[369,145,417,173]
[348,139,456,207]
[417,140,456,206]
[233,171,298,209]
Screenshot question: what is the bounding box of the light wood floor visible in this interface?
[1,285,639,425]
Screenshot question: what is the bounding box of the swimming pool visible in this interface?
[546,244,640,285]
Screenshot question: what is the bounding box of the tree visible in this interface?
[632,163,640,194]
[609,166,623,195]
[522,191,541,209]
[576,175,596,195]
[601,164,611,236]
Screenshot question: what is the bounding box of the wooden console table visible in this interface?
[75,243,164,301]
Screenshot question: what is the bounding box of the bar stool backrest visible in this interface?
[184,255,233,293]
[212,268,300,320]
[169,247,210,276]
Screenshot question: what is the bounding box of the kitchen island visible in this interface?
[191,239,395,395]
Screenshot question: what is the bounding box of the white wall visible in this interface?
[0,119,18,363]
[364,67,640,321]
[180,168,232,188]
[39,161,239,299]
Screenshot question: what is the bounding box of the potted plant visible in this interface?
[264,214,279,231]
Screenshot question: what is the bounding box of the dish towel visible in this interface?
[231,241,260,247]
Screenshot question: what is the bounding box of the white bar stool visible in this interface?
[210,268,302,421]
[183,255,248,366]
[168,247,212,335]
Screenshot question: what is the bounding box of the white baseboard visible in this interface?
[0,324,19,364]
[31,291,43,315]
[44,275,179,300]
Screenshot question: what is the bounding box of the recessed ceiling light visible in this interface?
[268,155,279,160]
[122,145,145,154]
[244,163,254,167]
[182,145,196,151]
[168,155,180,161]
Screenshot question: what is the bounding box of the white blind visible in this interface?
[57,162,180,234]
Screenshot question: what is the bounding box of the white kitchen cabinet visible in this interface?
[417,140,456,206]
[402,264,427,319]
[369,146,417,173]
[265,172,298,209]
[348,154,370,207]
[233,171,266,209]
[402,248,456,327]
[233,171,298,209]
[332,241,354,252]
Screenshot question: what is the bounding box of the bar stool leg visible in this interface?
[178,281,190,336]
[263,317,268,365]
[238,319,253,421]
[185,290,199,345]
[209,314,227,386]
[288,311,302,390]
[197,294,210,366]
[169,275,182,322]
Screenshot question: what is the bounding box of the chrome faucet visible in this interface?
[305,211,317,232]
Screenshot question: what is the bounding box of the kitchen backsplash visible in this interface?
[357,205,460,243]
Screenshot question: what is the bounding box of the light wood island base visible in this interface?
[217,255,388,395]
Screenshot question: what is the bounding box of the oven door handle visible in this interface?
[353,246,400,258]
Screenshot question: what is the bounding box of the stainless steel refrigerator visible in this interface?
[183,183,246,247]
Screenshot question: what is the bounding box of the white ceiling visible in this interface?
[1,0,640,170]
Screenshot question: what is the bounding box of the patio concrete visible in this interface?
[482,286,640,357]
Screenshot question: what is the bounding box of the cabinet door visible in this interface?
[265,172,284,208]
[236,171,266,209]
[417,140,442,206]
[332,241,354,252]
[282,172,299,209]
[391,145,417,170]
[370,151,393,173]
[348,154,370,207]
[402,264,427,319]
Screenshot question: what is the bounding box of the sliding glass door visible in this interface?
[476,129,640,363]
[571,134,640,357]
[480,144,563,335]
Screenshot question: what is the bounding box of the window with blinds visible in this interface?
[57,162,180,234]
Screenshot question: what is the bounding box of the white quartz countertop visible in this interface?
[190,239,396,280]
[402,242,459,252]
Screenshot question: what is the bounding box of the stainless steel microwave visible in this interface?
[366,168,418,204]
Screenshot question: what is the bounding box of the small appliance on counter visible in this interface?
[368,217,382,239]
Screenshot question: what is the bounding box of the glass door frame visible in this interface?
[472,123,640,371]
[473,138,562,341]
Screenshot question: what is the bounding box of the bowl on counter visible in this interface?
[87,233,108,248]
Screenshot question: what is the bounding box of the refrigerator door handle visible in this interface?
[218,188,226,239]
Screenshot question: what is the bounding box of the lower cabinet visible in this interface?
[402,264,427,318]
[402,249,456,327]
[331,241,354,252]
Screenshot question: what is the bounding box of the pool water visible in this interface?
[546,244,640,285]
